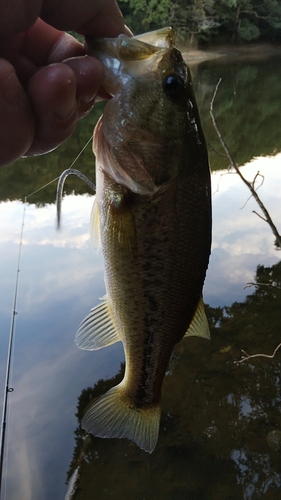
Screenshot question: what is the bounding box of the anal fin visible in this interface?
[184,297,210,340]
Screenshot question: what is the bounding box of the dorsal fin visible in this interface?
[75,299,120,350]
[184,297,210,340]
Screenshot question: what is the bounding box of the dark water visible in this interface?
[0,51,280,500]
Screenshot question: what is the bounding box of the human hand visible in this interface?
[0,0,127,167]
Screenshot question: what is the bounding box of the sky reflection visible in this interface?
[0,153,280,499]
[0,194,124,499]
[205,153,281,306]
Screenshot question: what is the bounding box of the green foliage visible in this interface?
[193,54,281,170]
[265,0,281,39]
[238,18,261,41]
[67,31,84,44]
[119,0,173,32]
[119,0,281,45]
[1,55,281,206]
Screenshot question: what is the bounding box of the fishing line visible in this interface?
[0,133,94,499]
[25,134,94,201]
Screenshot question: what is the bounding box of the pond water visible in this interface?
[0,50,281,500]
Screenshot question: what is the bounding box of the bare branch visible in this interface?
[212,171,237,195]
[236,342,281,365]
[240,193,254,210]
[210,79,281,249]
[208,142,228,158]
[252,210,268,222]
[239,174,264,209]
[220,170,265,212]
[252,171,264,191]
[239,10,268,21]
[244,282,281,291]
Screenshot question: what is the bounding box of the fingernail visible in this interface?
[77,96,96,117]
[80,95,96,108]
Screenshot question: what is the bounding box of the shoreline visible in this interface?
[181,42,281,64]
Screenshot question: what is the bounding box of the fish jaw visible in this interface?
[85,27,176,93]
[85,28,187,111]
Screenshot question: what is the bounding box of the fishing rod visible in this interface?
[0,134,94,498]
[0,199,26,498]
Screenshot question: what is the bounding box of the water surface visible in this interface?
[0,51,280,500]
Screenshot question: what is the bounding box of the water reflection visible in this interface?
[206,154,281,306]
[68,261,281,500]
[0,196,123,499]
[0,54,281,204]
[193,54,281,171]
[0,52,280,500]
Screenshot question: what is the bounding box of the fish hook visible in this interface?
[56,168,96,229]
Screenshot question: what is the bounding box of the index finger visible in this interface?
[40,0,127,36]
[0,0,42,37]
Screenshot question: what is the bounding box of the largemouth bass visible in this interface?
[76,27,211,453]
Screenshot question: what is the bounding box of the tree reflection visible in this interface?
[193,54,281,171]
[1,56,281,205]
[67,261,281,500]
[0,102,105,205]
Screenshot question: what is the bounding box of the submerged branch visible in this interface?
[210,79,281,249]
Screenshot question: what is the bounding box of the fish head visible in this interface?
[86,28,204,195]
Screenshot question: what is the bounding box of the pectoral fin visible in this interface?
[75,300,120,350]
[90,197,101,251]
[106,189,137,254]
[184,297,210,340]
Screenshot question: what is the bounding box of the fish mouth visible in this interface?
[85,28,177,96]
[85,26,175,58]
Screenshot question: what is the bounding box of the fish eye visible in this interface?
[162,74,185,99]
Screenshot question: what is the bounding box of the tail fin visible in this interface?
[82,383,161,453]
